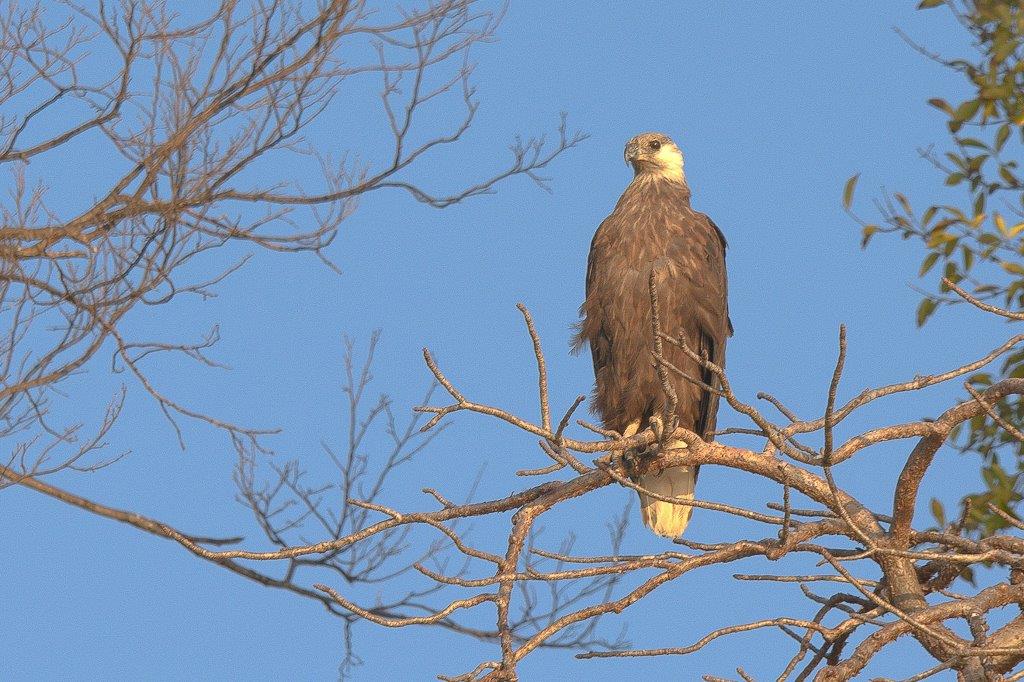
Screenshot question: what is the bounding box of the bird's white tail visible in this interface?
[637,441,696,538]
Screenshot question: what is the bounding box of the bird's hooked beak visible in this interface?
[624,141,639,165]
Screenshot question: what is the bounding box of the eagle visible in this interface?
[573,132,730,538]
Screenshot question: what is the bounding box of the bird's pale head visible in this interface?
[624,132,685,182]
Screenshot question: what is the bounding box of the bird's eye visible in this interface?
[648,140,661,150]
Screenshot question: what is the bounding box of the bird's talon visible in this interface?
[664,417,679,445]
[620,449,636,480]
[649,415,664,444]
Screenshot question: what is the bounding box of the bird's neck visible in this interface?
[637,166,685,183]
[630,170,691,201]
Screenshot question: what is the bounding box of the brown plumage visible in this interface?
[572,132,730,537]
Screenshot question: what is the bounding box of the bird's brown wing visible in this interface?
[660,210,730,440]
[572,213,623,428]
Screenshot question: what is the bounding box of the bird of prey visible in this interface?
[573,132,730,538]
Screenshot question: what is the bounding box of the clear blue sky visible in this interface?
[3,2,1003,680]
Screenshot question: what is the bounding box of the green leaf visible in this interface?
[895,193,912,214]
[843,174,859,210]
[917,298,938,326]
[974,193,987,216]
[996,124,1011,151]
[919,252,941,276]
[970,372,993,386]
[993,39,1015,64]
[861,225,879,248]
[981,83,1014,100]
[961,566,976,586]
[917,0,945,7]
[928,98,954,115]
[962,245,974,271]
[930,498,946,526]
[954,99,982,123]
[926,229,957,248]
[1001,261,1024,276]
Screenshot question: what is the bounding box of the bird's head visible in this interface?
[624,132,685,182]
